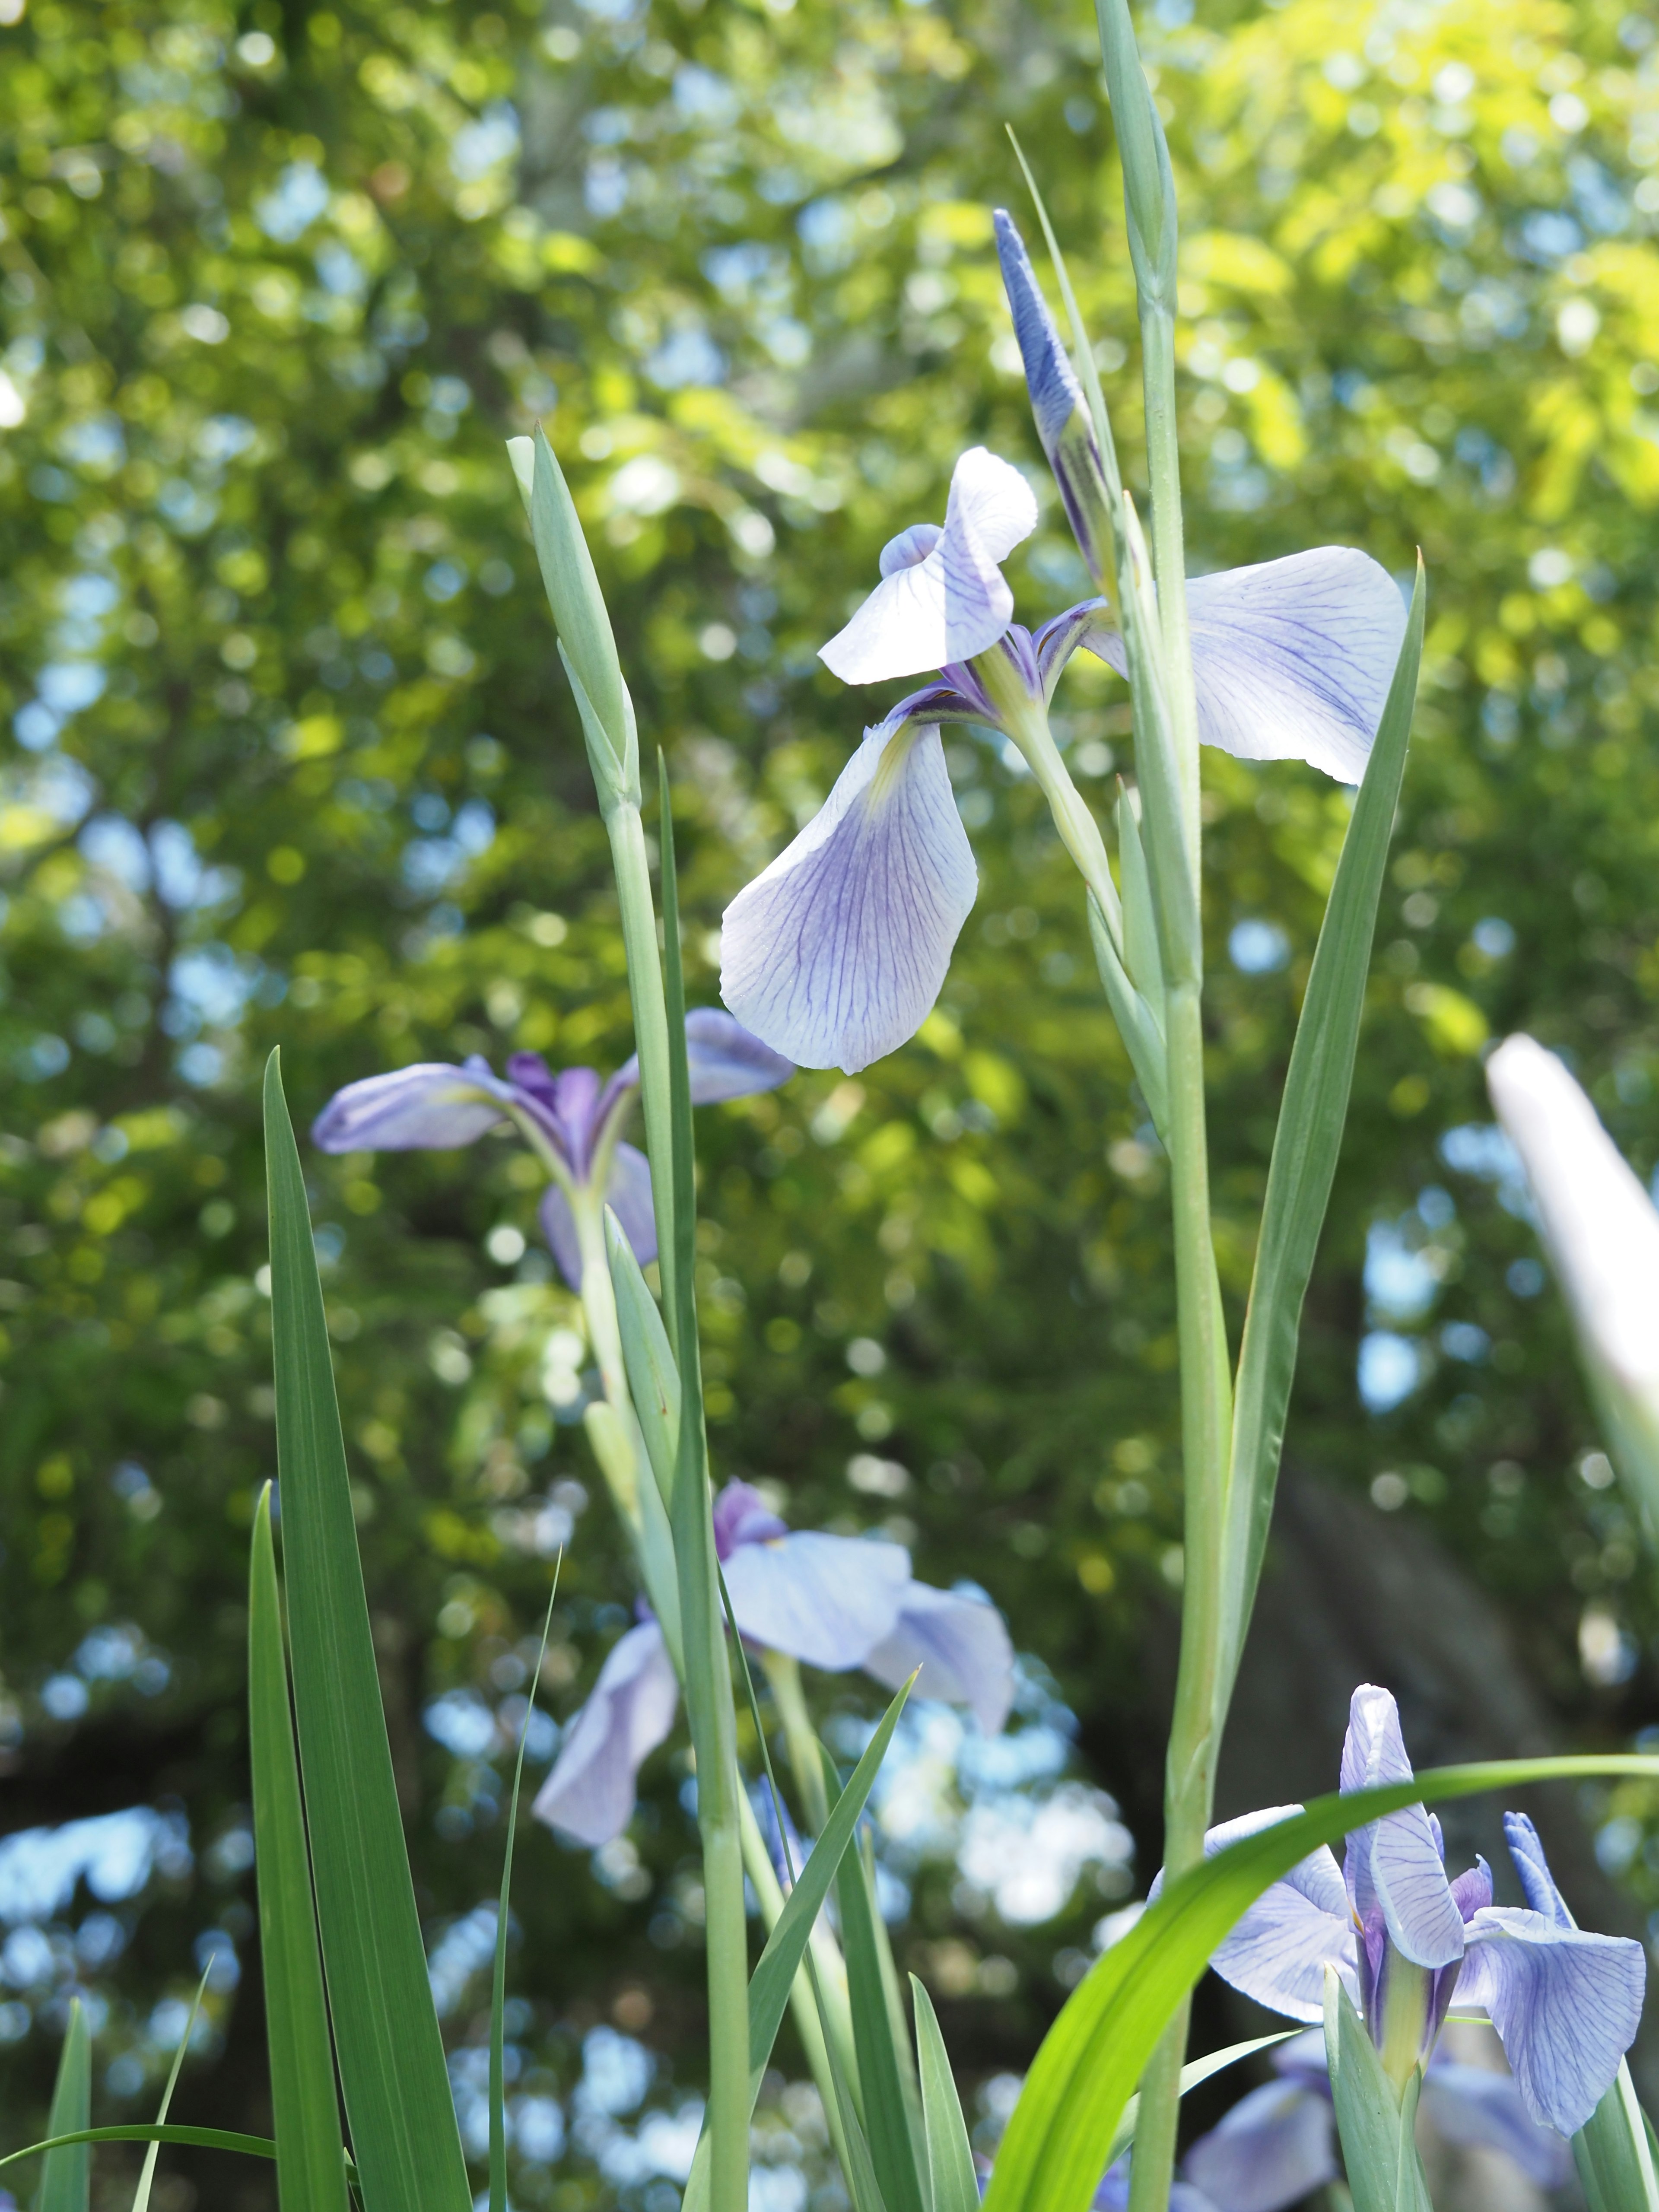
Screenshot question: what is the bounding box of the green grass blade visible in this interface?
[38,1996,89,2212]
[129,1965,211,2212]
[982,1750,1659,2212]
[490,1578,561,2212]
[1220,562,1425,1709]
[262,1049,471,2212]
[251,1482,349,2212]
[910,1979,977,2212]
[1574,2061,1659,2212]
[814,1967,890,2212]
[5,2129,284,2175]
[747,1681,912,2086]
[833,1810,927,2212]
[1104,2032,1296,2168]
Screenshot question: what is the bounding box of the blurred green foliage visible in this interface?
[3,0,1659,2191]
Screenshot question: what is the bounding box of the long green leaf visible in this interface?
[129,1965,210,2212]
[1219,563,1425,1710]
[606,1208,680,1508]
[6,2129,284,2174]
[38,1996,89,2212]
[263,1050,471,2212]
[1324,1974,1430,2212]
[836,1827,927,2212]
[250,1483,348,2212]
[490,1581,561,2212]
[910,1980,977,2212]
[982,1751,1659,2212]
[1575,2061,1659,2212]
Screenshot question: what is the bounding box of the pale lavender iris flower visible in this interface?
[720,223,1406,1076]
[533,1480,1014,1847]
[1176,2028,1570,2212]
[311,1010,791,1287]
[1160,1684,1644,2140]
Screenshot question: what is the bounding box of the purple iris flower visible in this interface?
[719,237,1407,1073]
[1158,1685,1644,2142]
[310,1010,792,1288]
[1175,2028,1572,2212]
[533,1480,1014,1848]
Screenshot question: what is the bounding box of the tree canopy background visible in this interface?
[4,0,1659,2200]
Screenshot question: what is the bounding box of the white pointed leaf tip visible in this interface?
[818,446,1038,684]
[718,718,977,1074]
[1087,546,1408,782]
[1487,1033,1659,1393]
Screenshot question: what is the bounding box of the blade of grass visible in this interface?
[250,1481,349,2212]
[1103,2032,1296,2167]
[1219,565,1425,1716]
[656,763,749,2212]
[128,1964,211,2212]
[982,1751,1659,2212]
[910,1979,977,2212]
[490,1574,562,2212]
[834,1820,927,2212]
[263,1049,471,2212]
[3,2129,288,2174]
[38,1996,89,2212]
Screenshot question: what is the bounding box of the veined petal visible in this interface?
[1421,2061,1573,2188]
[1146,1808,1353,2023]
[531,1621,679,1849]
[1455,1907,1646,2136]
[541,1140,655,1290]
[993,210,1084,452]
[311,1058,514,1151]
[860,1583,1014,1735]
[819,447,1038,684]
[1084,548,1406,783]
[719,719,977,1074]
[721,1531,911,1670]
[1340,1684,1465,1970]
[1487,1035,1659,1402]
[1501,1812,1574,1930]
[1182,2079,1338,2212]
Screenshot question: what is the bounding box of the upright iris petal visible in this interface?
[1084,549,1408,783]
[719,717,977,1074]
[1339,1683,1465,1970]
[311,1058,518,1151]
[531,1620,678,1849]
[818,447,1039,685]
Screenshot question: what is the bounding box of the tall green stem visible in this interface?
[603,802,680,1323]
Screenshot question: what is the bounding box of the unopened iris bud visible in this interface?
[993,211,1116,588]
[505,425,632,778]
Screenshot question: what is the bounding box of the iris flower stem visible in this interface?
[1138,303,1200,858]
[762,1649,832,1834]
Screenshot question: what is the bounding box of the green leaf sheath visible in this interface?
[38,1998,89,2212]
[983,1753,1659,2212]
[262,1052,471,2212]
[835,1828,927,2212]
[1220,565,1426,1713]
[911,1980,979,2212]
[1574,2061,1659,2212]
[250,1484,349,2212]
[1324,1975,1430,2212]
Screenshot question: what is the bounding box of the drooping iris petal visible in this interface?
[1149,1809,1354,2022]
[860,1582,1015,1735]
[1092,2157,1218,2212]
[721,1531,911,1671]
[1501,1812,1575,1930]
[1454,1906,1646,2135]
[818,447,1039,684]
[540,1141,655,1290]
[1182,2079,1338,2212]
[531,1620,679,1849]
[1487,1034,1659,1414]
[1420,2061,1573,2187]
[1084,548,1407,784]
[719,718,977,1074]
[311,1057,515,1152]
[1340,1684,1465,1970]
[605,1011,795,1125]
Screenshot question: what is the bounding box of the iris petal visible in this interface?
[1501,1811,1575,1930]
[531,1620,679,1849]
[1455,1906,1646,2136]
[311,1058,514,1151]
[861,1583,1014,1734]
[540,1141,655,1290]
[1421,2061,1573,2187]
[721,1531,911,1670]
[1085,547,1407,783]
[607,1010,795,1121]
[719,718,977,1074]
[819,447,1038,684]
[1182,2079,1338,2212]
[1340,1684,1465,1970]
[1150,1808,1354,2023]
